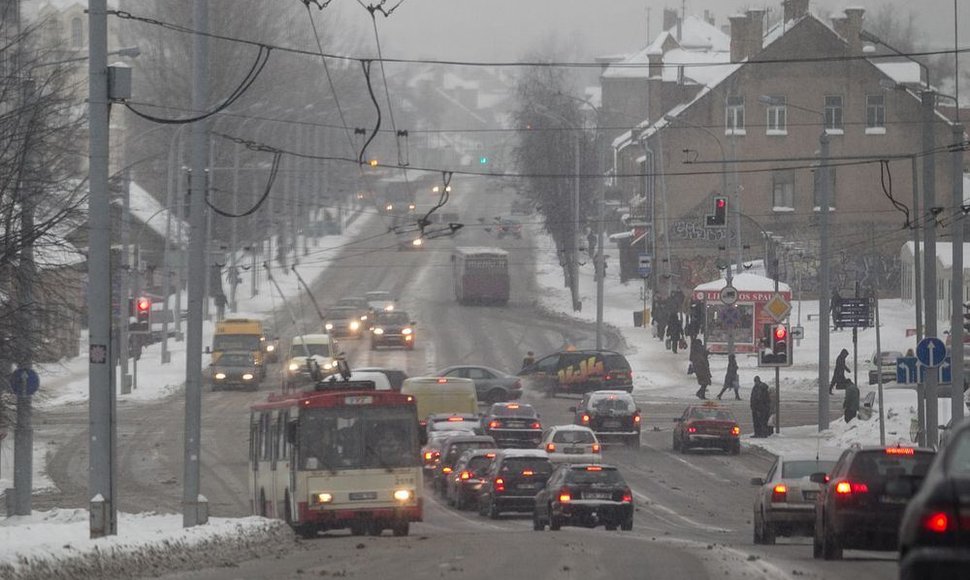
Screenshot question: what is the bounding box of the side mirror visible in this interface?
[809,472,828,484]
[750,477,764,486]
[568,406,577,413]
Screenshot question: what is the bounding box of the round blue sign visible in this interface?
[10,368,40,396]
[916,337,947,368]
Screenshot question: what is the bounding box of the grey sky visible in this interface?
[332,0,968,61]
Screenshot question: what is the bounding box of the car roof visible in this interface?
[548,424,595,433]
[291,334,332,343]
[442,435,495,446]
[497,449,550,459]
[459,448,499,459]
[550,349,624,356]
[565,463,618,471]
[428,413,479,420]
[590,390,633,397]
[439,364,506,374]
[776,454,841,464]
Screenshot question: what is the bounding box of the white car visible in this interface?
[751,454,838,544]
[539,425,601,464]
[365,290,397,313]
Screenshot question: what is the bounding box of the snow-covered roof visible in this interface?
[694,272,791,293]
[547,424,595,433]
[602,15,729,81]
[34,237,84,269]
[875,61,923,86]
[129,181,188,246]
[499,449,550,459]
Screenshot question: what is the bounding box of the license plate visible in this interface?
[584,492,611,500]
[349,492,377,501]
[564,448,583,454]
[517,483,536,490]
[803,491,818,501]
[881,495,907,504]
[603,420,620,428]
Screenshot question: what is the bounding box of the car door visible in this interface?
[466,367,495,398]
[523,354,560,393]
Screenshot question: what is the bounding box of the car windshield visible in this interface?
[445,441,493,465]
[432,419,479,432]
[212,335,260,351]
[501,457,552,475]
[366,292,392,301]
[492,404,536,418]
[292,343,331,357]
[591,397,632,412]
[376,312,409,325]
[552,430,595,444]
[565,468,624,485]
[847,450,936,480]
[326,308,357,318]
[782,460,837,479]
[689,408,734,421]
[603,354,631,370]
[466,456,494,473]
[217,353,252,366]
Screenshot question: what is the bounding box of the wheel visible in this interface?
[295,525,318,539]
[455,493,466,511]
[628,434,641,449]
[446,492,455,507]
[392,522,409,537]
[533,512,544,531]
[672,435,681,452]
[822,524,843,560]
[620,517,633,531]
[812,528,823,558]
[488,499,501,520]
[485,389,506,405]
[478,496,488,516]
[549,514,562,531]
[605,524,617,531]
[753,514,764,544]
[730,442,741,455]
[762,515,776,545]
[350,522,366,536]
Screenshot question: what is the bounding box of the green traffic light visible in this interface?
[479,156,488,165]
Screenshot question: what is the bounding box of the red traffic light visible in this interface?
[774,325,787,340]
[716,198,726,209]
[136,297,151,312]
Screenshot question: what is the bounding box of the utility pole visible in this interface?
[596,182,605,349]
[119,167,131,394]
[818,131,832,432]
[572,136,581,311]
[922,90,940,448]
[951,122,965,425]
[183,0,209,528]
[88,0,117,536]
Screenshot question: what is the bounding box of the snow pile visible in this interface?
[0,510,292,580]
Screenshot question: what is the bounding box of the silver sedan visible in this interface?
[751,455,838,544]
[436,365,523,404]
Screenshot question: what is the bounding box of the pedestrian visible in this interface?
[690,338,712,399]
[843,380,860,423]
[717,354,741,400]
[667,312,684,353]
[750,376,771,437]
[521,351,536,370]
[654,300,668,343]
[831,289,843,331]
[829,348,850,394]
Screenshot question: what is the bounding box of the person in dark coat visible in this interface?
[521,351,535,370]
[717,354,741,400]
[690,338,712,399]
[750,376,771,437]
[667,312,684,353]
[654,299,668,342]
[843,381,860,422]
[830,348,850,394]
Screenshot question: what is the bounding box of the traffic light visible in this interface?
[706,196,727,227]
[479,155,489,165]
[759,323,792,367]
[131,296,151,333]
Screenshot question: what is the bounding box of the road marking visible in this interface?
[629,487,734,534]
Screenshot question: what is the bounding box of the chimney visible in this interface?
[831,15,848,39]
[647,48,663,78]
[704,10,715,27]
[663,8,679,32]
[843,7,865,55]
[746,9,766,60]
[730,14,749,63]
[783,0,810,22]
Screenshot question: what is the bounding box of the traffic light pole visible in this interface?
[922,91,940,448]
[950,122,965,426]
[774,260,781,434]
[120,167,131,395]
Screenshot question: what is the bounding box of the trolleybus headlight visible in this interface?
[289,362,300,372]
[325,323,334,330]
[393,489,413,502]
[402,328,412,335]
[315,492,334,504]
[323,361,333,370]
[373,328,385,335]
[214,373,227,380]
[411,238,423,247]
[265,344,275,352]
[350,321,360,331]
[242,373,254,381]
[385,304,394,311]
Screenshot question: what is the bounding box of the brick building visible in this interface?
[607,0,963,297]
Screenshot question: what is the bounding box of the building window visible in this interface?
[866,94,886,134]
[725,95,745,135]
[813,165,837,209]
[772,171,794,210]
[824,95,844,133]
[71,17,83,48]
[765,96,787,135]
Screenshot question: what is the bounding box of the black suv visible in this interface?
[811,445,936,560]
[899,419,970,580]
[533,464,634,531]
[571,390,641,447]
[477,450,553,519]
[370,311,416,351]
[432,435,496,496]
[482,402,542,448]
[519,350,633,396]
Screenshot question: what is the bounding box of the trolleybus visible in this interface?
[249,382,422,537]
[452,247,510,305]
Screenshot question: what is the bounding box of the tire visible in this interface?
[730,442,741,456]
[813,528,823,558]
[549,514,562,531]
[628,434,641,449]
[455,493,466,511]
[822,524,843,560]
[533,512,544,531]
[478,496,488,517]
[392,522,409,537]
[672,436,681,452]
[488,499,501,520]
[753,514,764,544]
[620,517,633,531]
[762,516,777,545]
[605,524,617,531]
[485,389,506,405]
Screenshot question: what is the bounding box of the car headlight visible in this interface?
[288,362,300,371]
[266,344,275,352]
[242,373,254,381]
[314,492,333,504]
[393,489,413,502]
[360,314,368,321]
[323,361,333,370]
[214,373,226,380]
[402,328,412,335]
[325,323,333,330]
[373,328,384,335]
[385,304,394,311]
[350,321,360,331]
[411,238,423,247]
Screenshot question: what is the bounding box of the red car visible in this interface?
[672,403,742,455]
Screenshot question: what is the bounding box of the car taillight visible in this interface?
[531,421,542,430]
[605,374,612,381]
[442,466,453,474]
[546,443,556,453]
[581,414,590,424]
[687,426,697,434]
[459,470,472,481]
[591,443,601,453]
[423,451,433,461]
[522,469,534,477]
[771,484,787,503]
[489,420,501,429]
[834,480,868,495]
[558,487,571,503]
[621,489,633,503]
[886,447,915,456]
[923,511,954,533]
[494,477,506,493]
[731,425,741,436]
[633,414,641,425]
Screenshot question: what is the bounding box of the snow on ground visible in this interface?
[529,223,969,454]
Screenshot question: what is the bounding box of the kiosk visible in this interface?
[692,273,792,354]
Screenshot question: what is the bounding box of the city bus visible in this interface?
[249,382,423,537]
[452,247,510,305]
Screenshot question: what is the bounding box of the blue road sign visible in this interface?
[897,356,918,384]
[916,337,947,367]
[637,253,652,278]
[9,368,40,396]
[917,356,953,384]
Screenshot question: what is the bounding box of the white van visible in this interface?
[283,333,340,390]
[401,377,479,439]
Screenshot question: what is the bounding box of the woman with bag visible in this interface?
[667,312,683,354]
[690,338,712,399]
[717,354,741,400]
